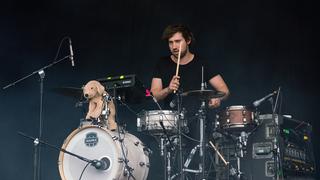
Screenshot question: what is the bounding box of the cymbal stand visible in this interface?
[182,66,208,179]
[198,66,207,179]
[176,90,185,180]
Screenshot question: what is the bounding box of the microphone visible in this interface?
[169,98,177,108]
[68,38,75,66]
[92,157,111,170]
[252,90,277,107]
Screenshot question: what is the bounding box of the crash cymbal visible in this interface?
[181,89,225,100]
[52,86,83,99]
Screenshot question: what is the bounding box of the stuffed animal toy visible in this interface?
[83,80,117,131]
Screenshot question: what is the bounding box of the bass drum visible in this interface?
[58,125,149,180]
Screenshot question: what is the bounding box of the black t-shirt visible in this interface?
[153,55,219,112]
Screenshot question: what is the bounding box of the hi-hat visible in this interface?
[52,86,83,99]
[181,89,225,100]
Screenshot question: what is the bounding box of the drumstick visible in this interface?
[173,42,182,93]
[209,141,229,166]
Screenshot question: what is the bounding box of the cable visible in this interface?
[78,162,91,180]
[53,36,70,62]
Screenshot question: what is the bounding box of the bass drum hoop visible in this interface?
[58,125,149,180]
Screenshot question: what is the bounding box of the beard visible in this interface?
[172,48,188,59]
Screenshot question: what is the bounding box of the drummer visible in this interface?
[150,23,230,110]
[150,23,230,178]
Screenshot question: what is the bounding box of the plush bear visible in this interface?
[83,80,117,131]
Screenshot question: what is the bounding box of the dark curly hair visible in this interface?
[161,24,195,45]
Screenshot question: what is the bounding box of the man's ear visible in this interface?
[186,39,191,45]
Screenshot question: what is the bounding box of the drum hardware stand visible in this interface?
[182,66,208,179]
[110,85,136,180]
[2,40,73,180]
[182,100,208,178]
[160,135,174,180]
[17,131,111,171]
[100,93,112,126]
[159,118,177,180]
[231,131,249,179]
[271,87,283,180]
[175,89,186,180]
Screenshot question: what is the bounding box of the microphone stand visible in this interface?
[271,87,282,180]
[3,55,72,180]
[17,131,100,169]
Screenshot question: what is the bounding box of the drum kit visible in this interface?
[49,78,270,180]
[3,38,284,180]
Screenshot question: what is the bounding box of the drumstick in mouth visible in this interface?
[174,42,182,94]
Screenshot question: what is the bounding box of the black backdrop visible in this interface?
[0,0,318,179]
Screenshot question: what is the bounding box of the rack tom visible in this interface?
[216,105,256,133]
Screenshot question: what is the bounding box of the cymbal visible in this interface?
[52,87,83,99]
[181,89,225,100]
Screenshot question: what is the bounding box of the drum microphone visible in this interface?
[68,38,75,67]
[92,157,111,170]
[252,90,277,107]
[169,98,177,108]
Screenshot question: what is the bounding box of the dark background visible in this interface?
[0,0,318,179]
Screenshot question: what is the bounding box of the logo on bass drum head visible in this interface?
[84,132,98,147]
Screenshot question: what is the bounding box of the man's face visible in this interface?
[168,32,191,59]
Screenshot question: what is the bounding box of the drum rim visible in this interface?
[58,125,116,180]
[226,105,248,110]
[222,122,255,127]
[58,125,150,180]
[142,110,178,114]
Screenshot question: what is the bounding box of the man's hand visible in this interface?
[168,75,180,93]
[208,98,221,108]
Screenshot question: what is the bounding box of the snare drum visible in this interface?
[58,125,149,180]
[216,105,256,132]
[137,110,186,135]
